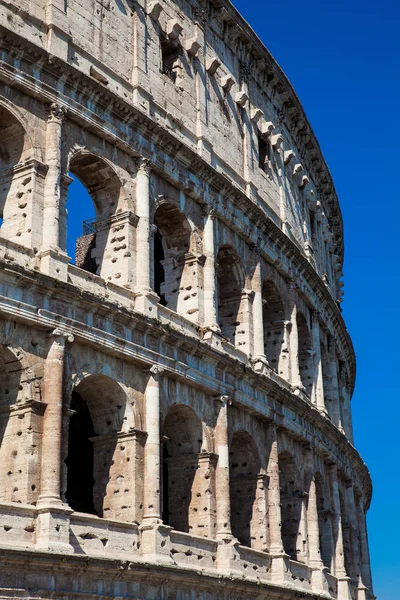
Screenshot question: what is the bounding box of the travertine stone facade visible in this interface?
[0,1,374,599]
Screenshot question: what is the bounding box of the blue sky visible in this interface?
[230,0,396,597]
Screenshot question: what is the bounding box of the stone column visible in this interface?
[215,395,240,575]
[267,423,291,584]
[39,103,70,280]
[36,328,74,552]
[311,311,327,414]
[357,496,374,597]
[202,206,219,330]
[287,282,303,390]
[305,451,329,594]
[42,103,65,252]
[143,365,163,522]
[38,329,74,507]
[330,465,352,599]
[215,396,232,539]
[140,364,173,564]
[251,248,267,364]
[135,157,152,293]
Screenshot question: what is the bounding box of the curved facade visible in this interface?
[0,1,374,600]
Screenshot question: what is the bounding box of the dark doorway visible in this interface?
[65,391,97,514]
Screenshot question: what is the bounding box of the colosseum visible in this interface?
[0,1,374,599]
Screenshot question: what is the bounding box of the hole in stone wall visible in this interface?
[258,133,270,170]
[160,34,180,83]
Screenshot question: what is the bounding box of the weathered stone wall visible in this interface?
[0,0,373,599]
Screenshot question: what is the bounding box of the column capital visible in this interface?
[47,328,74,344]
[148,364,165,378]
[136,156,152,175]
[48,102,66,123]
[201,203,216,219]
[311,309,321,323]
[217,394,232,405]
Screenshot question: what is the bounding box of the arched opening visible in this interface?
[65,375,131,520]
[162,405,206,535]
[315,472,334,570]
[279,451,304,561]
[340,488,352,578]
[66,175,96,268]
[262,281,285,373]
[229,431,262,548]
[297,311,313,396]
[0,345,41,505]
[216,246,246,348]
[0,106,29,239]
[153,202,193,313]
[67,153,122,276]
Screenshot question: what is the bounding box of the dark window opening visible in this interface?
[258,134,270,170]
[154,228,166,306]
[65,391,97,515]
[309,211,315,237]
[160,35,180,82]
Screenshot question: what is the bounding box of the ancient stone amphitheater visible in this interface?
[0,1,374,599]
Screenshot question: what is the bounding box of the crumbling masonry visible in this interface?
[0,1,374,599]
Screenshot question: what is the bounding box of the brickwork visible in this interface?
[0,1,373,599]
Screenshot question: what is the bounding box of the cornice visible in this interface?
[0,25,354,391]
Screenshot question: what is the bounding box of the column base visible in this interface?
[134,290,160,318]
[202,329,223,351]
[139,520,174,565]
[251,356,271,376]
[37,247,70,282]
[337,574,353,600]
[35,504,73,553]
[216,536,242,576]
[269,552,292,585]
[355,583,368,600]
[310,564,330,595]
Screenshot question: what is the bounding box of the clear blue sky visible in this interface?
[67,2,393,596]
[231,0,395,597]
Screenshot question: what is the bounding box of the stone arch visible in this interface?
[315,471,334,570]
[0,103,34,240]
[229,430,264,549]
[162,404,214,536]
[339,487,352,578]
[66,150,126,276]
[0,345,42,505]
[262,280,285,374]
[279,450,305,561]
[153,201,195,313]
[66,374,140,522]
[217,245,249,349]
[297,311,313,396]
